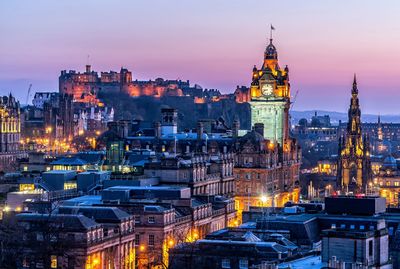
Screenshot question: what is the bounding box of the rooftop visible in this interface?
[277,255,326,269]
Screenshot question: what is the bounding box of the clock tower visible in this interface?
[248,36,290,146]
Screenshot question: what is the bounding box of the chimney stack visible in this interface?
[197,121,204,142]
[254,123,264,137]
[154,121,162,139]
[232,120,240,138]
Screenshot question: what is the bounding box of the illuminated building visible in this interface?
[337,75,372,191]
[233,33,301,217]
[234,125,301,218]
[375,155,400,206]
[246,36,290,145]
[0,94,25,171]
[59,65,210,102]
[99,185,236,269]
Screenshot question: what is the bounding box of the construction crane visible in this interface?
[26,84,32,105]
[290,90,299,110]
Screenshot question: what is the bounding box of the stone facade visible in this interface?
[234,128,301,216]
[238,37,291,145]
[16,208,135,269]
[59,65,198,102]
[322,220,391,269]
[337,76,372,191]
[0,94,25,171]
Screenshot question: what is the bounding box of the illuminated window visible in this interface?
[395,182,399,187]
[19,184,34,192]
[64,182,77,190]
[50,255,57,268]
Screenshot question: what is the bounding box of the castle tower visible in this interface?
[337,75,372,191]
[248,33,290,146]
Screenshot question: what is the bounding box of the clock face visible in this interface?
[262,84,273,96]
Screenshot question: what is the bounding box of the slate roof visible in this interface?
[51,157,87,166]
[58,206,130,223]
[16,213,99,231]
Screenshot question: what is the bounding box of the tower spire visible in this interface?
[352,73,358,94]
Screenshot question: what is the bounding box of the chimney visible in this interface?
[197,121,204,142]
[232,120,240,138]
[154,121,162,139]
[254,123,264,137]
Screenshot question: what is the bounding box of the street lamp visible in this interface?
[260,195,267,204]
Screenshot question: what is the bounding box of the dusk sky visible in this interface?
[1,0,400,114]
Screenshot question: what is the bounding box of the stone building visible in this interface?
[16,207,135,269]
[0,94,25,171]
[233,34,301,215]
[235,35,291,146]
[322,220,391,269]
[234,126,301,216]
[144,153,235,197]
[59,65,202,102]
[337,76,372,191]
[79,185,236,269]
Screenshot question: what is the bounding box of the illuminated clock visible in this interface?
[261,84,273,96]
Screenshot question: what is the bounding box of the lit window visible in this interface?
[221,259,231,268]
[331,224,336,229]
[50,255,57,268]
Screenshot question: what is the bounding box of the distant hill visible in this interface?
[291,110,400,125]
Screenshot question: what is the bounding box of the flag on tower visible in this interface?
[271,25,275,31]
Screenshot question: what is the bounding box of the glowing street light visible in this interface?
[260,195,267,204]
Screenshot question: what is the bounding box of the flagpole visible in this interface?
[270,24,272,40]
